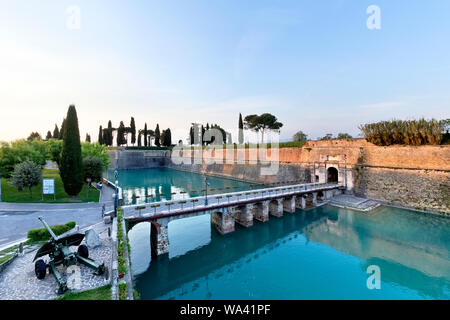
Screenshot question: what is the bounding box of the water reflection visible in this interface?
[106,168,255,205]
[132,205,449,300]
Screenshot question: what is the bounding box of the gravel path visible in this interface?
[0,223,113,300]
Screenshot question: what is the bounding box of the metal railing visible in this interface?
[122,181,342,219]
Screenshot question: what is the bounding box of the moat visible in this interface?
[108,168,450,300]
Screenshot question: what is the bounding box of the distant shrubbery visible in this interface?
[27,221,76,242]
[0,139,109,178]
[359,119,446,146]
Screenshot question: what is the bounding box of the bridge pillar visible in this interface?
[211,208,235,234]
[150,219,169,258]
[283,196,296,213]
[296,196,306,209]
[312,192,318,206]
[235,204,254,227]
[269,199,283,218]
[254,201,269,222]
[324,190,334,200]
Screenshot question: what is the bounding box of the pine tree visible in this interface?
[98,126,104,145]
[46,131,52,140]
[155,124,161,147]
[60,105,84,196]
[238,113,244,144]
[130,117,136,146]
[53,124,60,139]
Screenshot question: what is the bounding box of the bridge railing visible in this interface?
[122,181,343,219]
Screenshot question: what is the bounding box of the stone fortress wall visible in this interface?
[109,139,450,213]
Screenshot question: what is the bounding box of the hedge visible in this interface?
[27,221,76,242]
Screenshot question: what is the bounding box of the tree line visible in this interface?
[97,118,172,147]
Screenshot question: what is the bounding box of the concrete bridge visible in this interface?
[121,182,344,258]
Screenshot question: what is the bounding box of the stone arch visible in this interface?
[327,167,338,183]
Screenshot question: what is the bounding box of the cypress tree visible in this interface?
[138,132,142,147]
[60,105,84,196]
[107,121,113,146]
[98,126,103,145]
[130,117,136,146]
[238,113,244,144]
[53,124,60,139]
[155,124,161,147]
[86,133,91,143]
[164,128,172,147]
[46,131,52,140]
[144,123,148,147]
[59,118,66,139]
[189,126,194,145]
[117,121,126,146]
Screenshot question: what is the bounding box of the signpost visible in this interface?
[42,178,56,201]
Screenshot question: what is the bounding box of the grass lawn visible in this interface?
[57,285,111,300]
[1,169,99,203]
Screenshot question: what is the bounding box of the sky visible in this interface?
[0,0,449,143]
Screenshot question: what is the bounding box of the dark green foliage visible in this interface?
[60,105,84,196]
[319,134,333,140]
[98,126,103,145]
[143,123,148,147]
[9,160,42,198]
[117,121,126,146]
[85,133,91,143]
[59,118,66,139]
[238,113,244,144]
[137,132,142,147]
[27,132,42,141]
[53,124,60,140]
[161,128,172,147]
[46,131,52,140]
[130,117,136,146]
[106,121,113,146]
[244,113,283,142]
[27,221,76,242]
[293,131,307,143]
[189,126,194,145]
[359,118,444,146]
[83,156,103,182]
[155,124,161,147]
[337,133,353,139]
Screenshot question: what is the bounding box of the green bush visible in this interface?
[27,221,76,242]
[83,156,104,182]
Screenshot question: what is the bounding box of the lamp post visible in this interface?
[204,176,210,206]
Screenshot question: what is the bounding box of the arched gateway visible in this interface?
[327,167,338,183]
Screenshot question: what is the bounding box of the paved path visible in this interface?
[0,187,115,249]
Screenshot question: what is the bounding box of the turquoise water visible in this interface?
[111,168,450,300]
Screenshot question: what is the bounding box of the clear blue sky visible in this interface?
[0,0,449,143]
